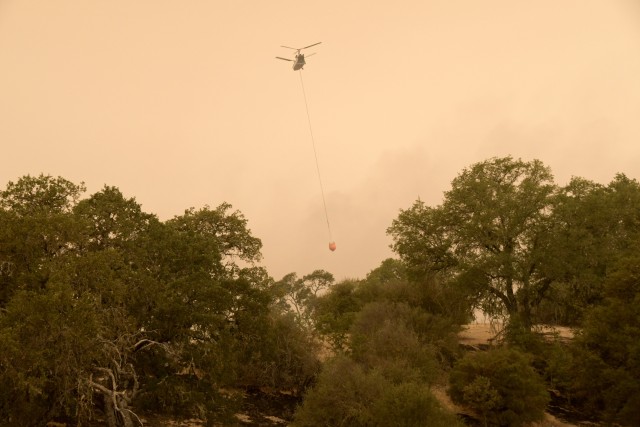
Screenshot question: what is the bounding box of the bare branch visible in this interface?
[95,367,117,392]
[133,338,167,353]
[89,377,120,418]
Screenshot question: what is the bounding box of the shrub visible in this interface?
[292,356,384,426]
[370,381,463,427]
[449,347,549,426]
[292,356,463,427]
[349,301,441,384]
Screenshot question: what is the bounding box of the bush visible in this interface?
[292,356,463,427]
[370,381,463,427]
[292,356,383,426]
[449,347,549,427]
[233,312,321,391]
[349,301,441,384]
[313,267,469,354]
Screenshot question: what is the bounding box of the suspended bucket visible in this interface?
[329,241,337,252]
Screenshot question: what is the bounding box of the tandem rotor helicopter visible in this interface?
[276,42,321,70]
[275,41,335,251]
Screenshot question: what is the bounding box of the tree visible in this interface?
[0,175,86,307]
[313,279,362,351]
[535,174,640,324]
[557,253,640,425]
[0,283,105,425]
[364,258,408,286]
[74,185,156,252]
[388,157,558,329]
[0,174,85,216]
[0,175,318,425]
[314,259,467,353]
[273,270,334,331]
[167,204,262,276]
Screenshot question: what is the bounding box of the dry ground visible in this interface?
[459,323,575,347]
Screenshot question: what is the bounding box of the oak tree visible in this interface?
[389,157,557,329]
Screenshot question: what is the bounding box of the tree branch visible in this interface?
[486,285,513,313]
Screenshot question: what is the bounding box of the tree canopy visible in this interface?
[388,156,640,330]
[389,157,559,328]
[0,175,318,426]
[3,159,640,426]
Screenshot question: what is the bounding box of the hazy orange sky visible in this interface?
[1,1,639,281]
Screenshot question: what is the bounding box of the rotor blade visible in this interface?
[280,45,298,50]
[305,52,316,58]
[276,57,293,61]
[301,42,321,50]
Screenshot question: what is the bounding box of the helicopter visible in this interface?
[276,42,321,70]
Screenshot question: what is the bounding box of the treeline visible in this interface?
[304,157,640,426]
[1,156,640,426]
[0,176,319,426]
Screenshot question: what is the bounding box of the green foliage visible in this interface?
[292,356,463,427]
[449,347,549,426]
[557,253,640,425]
[364,258,408,285]
[502,315,547,356]
[314,259,466,354]
[0,177,86,306]
[74,185,156,252]
[273,270,334,332]
[388,157,558,329]
[3,161,639,426]
[0,284,104,425]
[231,312,321,392]
[0,175,318,426]
[293,257,467,425]
[350,302,439,384]
[389,158,640,332]
[168,203,263,268]
[369,381,462,427]
[314,279,361,350]
[350,301,456,383]
[461,376,500,427]
[0,174,85,215]
[535,174,640,325]
[295,256,466,426]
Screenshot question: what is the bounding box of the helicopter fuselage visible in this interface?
[292,54,305,71]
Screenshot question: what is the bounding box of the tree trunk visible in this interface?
[103,397,134,427]
[104,397,118,427]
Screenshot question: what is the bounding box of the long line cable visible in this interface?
[298,70,333,243]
